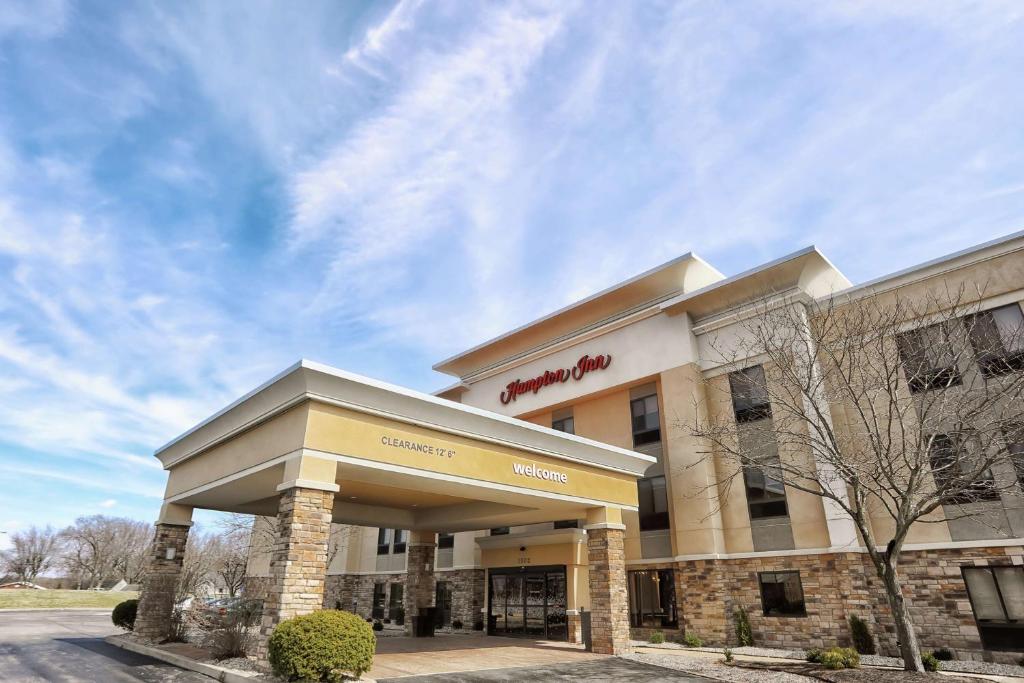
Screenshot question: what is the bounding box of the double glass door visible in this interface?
[488,566,567,640]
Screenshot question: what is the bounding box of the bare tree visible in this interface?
[111,518,153,584]
[687,287,1024,671]
[0,526,61,582]
[61,516,122,589]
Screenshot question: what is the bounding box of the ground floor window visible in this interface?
[388,583,404,625]
[487,566,567,640]
[758,571,806,616]
[963,566,1024,651]
[372,582,387,619]
[627,569,677,628]
[434,580,452,627]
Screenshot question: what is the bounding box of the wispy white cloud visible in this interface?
[98,498,118,509]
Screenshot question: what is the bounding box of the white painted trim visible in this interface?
[584,523,627,531]
[276,479,340,493]
[305,448,640,512]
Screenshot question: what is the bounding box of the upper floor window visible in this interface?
[377,528,408,554]
[392,529,407,554]
[637,475,670,531]
[552,414,575,434]
[967,304,1024,378]
[631,394,661,446]
[962,566,1024,651]
[896,321,963,393]
[729,365,772,423]
[490,527,510,536]
[437,532,454,549]
[759,571,806,616]
[744,453,788,519]
[1004,423,1024,486]
[928,433,999,504]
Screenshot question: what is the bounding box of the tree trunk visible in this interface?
[882,560,924,671]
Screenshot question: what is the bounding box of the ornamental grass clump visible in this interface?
[268,610,375,681]
[734,607,753,646]
[648,631,665,644]
[819,647,860,670]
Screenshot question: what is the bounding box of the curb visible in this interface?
[103,636,378,683]
[104,635,262,683]
[0,607,112,612]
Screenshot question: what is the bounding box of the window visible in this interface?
[1004,423,1024,487]
[631,394,661,446]
[388,583,405,624]
[553,519,579,529]
[392,529,407,554]
[552,415,574,434]
[437,532,454,549]
[490,527,510,536]
[628,569,677,628]
[968,304,1024,378]
[372,582,387,619]
[729,365,772,423]
[744,457,789,518]
[758,571,806,616]
[637,476,670,531]
[963,566,1024,651]
[928,433,999,504]
[896,322,963,393]
[376,528,390,555]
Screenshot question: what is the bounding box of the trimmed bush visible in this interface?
[806,648,824,663]
[819,647,860,670]
[649,631,665,644]
[734,607,753,647]
[682,632,703,648]
[848,615,876,655]
[921,653,940,672]
[932,648,955,661]
[372,620,383,632]
[268,610,375,681]
[452,619,463,630]
[112,599,138,631]
[473,620,484,631]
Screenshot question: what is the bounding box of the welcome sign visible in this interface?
[499,353,612,404]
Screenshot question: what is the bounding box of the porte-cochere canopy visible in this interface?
[154,360,654,532]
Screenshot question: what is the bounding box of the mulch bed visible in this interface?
[731,660,979,683]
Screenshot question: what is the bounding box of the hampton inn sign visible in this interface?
[499,353,612,404]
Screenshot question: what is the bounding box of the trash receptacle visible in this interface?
[580,609,592,652]
[413,607,437,637]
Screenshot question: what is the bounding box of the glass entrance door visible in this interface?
[487,566,567,640]
[434,581,452,627]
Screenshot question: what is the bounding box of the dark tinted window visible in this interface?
[628,569,677,628]
[637,476,670,531]
[963,566,1024,651]
[896,322,963,393]
[967,304,1024,377]
[437,532,454,549]
[928,434,999,504]
[631,394,661,446]
[759,571,806,616]
[729,365,772,423]
[552,416,574,434]
[392,529,407,554]
[490,527,510,536]
[376,528,390,555]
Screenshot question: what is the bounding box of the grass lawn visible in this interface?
[0,589,139,609]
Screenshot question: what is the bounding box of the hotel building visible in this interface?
[138,232,1024,663]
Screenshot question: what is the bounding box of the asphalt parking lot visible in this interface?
[0,609,210,682]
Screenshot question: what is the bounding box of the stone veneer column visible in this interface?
[255,485,336,665]
[134,520,191,641]
[586,508,631,655]
[405,530,437,635]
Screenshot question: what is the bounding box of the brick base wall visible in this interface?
[134,523,190,642]
[630,544,1023,663]
[445,568,485,629]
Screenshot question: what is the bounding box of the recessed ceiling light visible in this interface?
[349,496,357,500]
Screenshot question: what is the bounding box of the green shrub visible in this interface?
[806,648,824,663]
[723,647,733,663]
[932,648,954,661]
[452,619,463,630]
[819,647,860,670]
[921,653,940,672]
[734,607,753,647]
[268,610,375,681]
[372,620,383,632]
[682,632,703,648]
[112,599,138,631]
[848,615,876,655]
[649,631,665,644]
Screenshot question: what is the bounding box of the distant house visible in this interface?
[0,582,46,590]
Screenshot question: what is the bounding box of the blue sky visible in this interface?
[1,0,1024,541]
